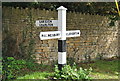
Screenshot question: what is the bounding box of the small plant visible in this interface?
[67,57,75,66]
[53,63,92,80]
[25,60,38,70]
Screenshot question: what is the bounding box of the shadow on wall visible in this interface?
[2,33,18,57]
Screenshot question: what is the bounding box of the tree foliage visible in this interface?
[2,2,120,16]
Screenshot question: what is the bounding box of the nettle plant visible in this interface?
[53,63,92,80]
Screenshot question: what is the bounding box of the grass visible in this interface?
[0,57,2,80]
[79,60,119,79]
[17,59,119,79]
[90,72,118,79]
[17,72,53,79]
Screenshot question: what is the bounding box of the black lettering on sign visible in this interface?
[39,20,44,23]
[50,34,53,37]
[51,34,53,37]
[39,24,44,26]
[44,20,52,23]
[47,33,60,37]
[41,32,60,38]
[56,33,60,36]
[39,23,53,26]
[45,20,47,23]
[66,32,79,36]
[42,34,48,37]
[56,34,58,36]
[53,34,56,36]
[48,34,51,37]
[48,24,53,26]
[66,33,69,36]
[42,34,44,37]
[39,20,53,24]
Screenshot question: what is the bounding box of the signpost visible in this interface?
[40,31,61,40]
[66,30,80,37]
[35,20,58,27]
[36,6,80,70]
[39,30,80,40]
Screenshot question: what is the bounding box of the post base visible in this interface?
[58,64,66,71]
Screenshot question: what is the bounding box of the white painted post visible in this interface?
[57,6,67,70]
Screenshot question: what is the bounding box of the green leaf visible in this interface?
[53,63,92,80]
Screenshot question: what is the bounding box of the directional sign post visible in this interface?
[57,6,67,70]
[39,30,80,40]
[66,30,80,38]
[36,20,58,27]
[36,6,80,71]
[40,31,61,40]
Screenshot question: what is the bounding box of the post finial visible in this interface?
[57,6,67,10]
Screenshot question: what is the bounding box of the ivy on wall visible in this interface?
[2,8,35,61]
[109,15,120,26]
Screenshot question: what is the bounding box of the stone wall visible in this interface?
[2,7,119,64]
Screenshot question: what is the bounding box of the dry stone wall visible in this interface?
[2,7,119,64]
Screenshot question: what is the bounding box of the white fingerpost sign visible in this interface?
[35,20,58,27]
[40,31,61,40]
[66,30,80,37]
[39,30,80,40]
[36,6,81,70]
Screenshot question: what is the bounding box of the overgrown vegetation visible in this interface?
[2,57,40,80]
[2,2,119,16]
[17,64,92,80]
[2,57,26,79]
[109,15,120,26]
[0,57,2,80]
[16,59,119,79]
[53,64,92,80]
[19,8,35,60]
[3,2,120,27]
[2,7,36,80]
